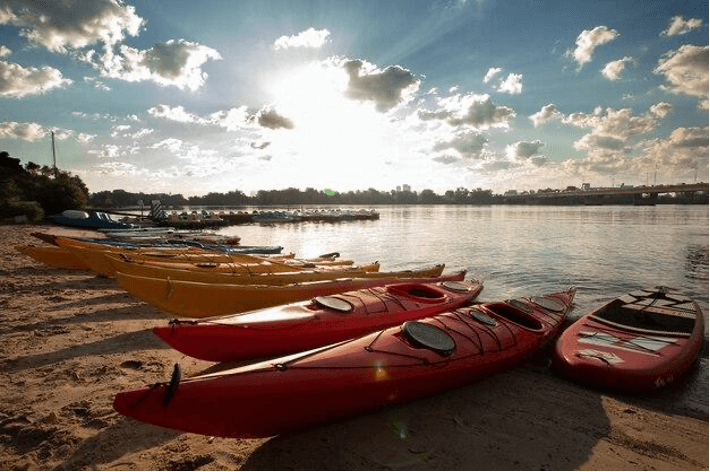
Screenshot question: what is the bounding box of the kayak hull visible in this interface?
[106,255,379,285]
[152,279,484,362]
[114,288,575,438]
[116,265,454,317]
[54,236,359,277]
[15,245,89,270]
[552,286,704,393]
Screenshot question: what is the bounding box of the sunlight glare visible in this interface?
[264,62,415,190]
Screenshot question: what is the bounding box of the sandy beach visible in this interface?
[0,223,707,471]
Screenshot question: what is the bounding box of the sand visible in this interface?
[0,223,707,471]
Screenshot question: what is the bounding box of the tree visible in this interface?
[0,151,23,172]
[418,189,440,204]
[24,161,41,175]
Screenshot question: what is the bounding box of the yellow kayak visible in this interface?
[54,236,349,277]
[106,254,379,285]
[15,245,89,270]
[116,264,451,317]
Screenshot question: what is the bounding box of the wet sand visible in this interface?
[0,224,707,470]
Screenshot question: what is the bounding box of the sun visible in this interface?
[262,61,401,190]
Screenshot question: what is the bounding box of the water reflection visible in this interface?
[685,244,709,282]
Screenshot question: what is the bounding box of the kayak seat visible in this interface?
[387,284,447,304]
[594,300,696,335]
[486,303,544,331]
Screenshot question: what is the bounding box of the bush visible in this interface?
[0,201,45,221]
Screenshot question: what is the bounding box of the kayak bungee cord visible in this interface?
[448,308,491,352]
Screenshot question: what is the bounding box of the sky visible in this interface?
[0,0,708,197]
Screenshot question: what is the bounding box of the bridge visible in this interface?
[502,183,709,205]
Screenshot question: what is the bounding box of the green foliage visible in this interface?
[87,186,503,207]
[1,152,90,221]
[0,201,44,221]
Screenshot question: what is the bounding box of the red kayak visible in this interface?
[553,286,704,393]
[153,279,484,362]
[114,288,576,438]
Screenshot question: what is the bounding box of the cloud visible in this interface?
[561,147,630,177]
[111,124,131,137]
[483,67,501,83]
[497,73,522,94]
[0,121,45,141]
[660,15,705,36]
[148,104,206,124]
[147,104,259,134]
[432,131,488,159]
[572,133,626,152]
[94,39,222,91]
[506,140,545,161]
[150,138,183,153]
[529,103,561,127]
[0,0,144,53]
[528,156,549,167]
[634,126,709,179]
[50,128,75,140]
[344,60,420,112]
[601,56,633,80]
[84,76,110,90]
[567,26,619,69]
[649,102,672,118]
[419,93,516,130]
[128,128,154,139]
[273,28,330,50]
[86,143,121,159]
[93,161,139,176]
[0,45,10,56]
[557,105,664,179]
[432,155,459,165]
[563,106,658,144]
[255,108,294,130]
[76,133,97,144]
[654,44,709,109]
[251,141,270,149]
[211,106,251,132]
[0,61,73,97]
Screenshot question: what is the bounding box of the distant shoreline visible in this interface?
[102,199,708,212]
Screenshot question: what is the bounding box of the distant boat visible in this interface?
[252,210,301,223]
[49,210,134,230]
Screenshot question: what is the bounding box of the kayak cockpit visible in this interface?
[485,300,545,331]
[386,283,449,303]
[591,299,698,336]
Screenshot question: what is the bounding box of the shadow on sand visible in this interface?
[53,418,180,470]
[564,357,709,422]
[4,329,169,373]
[242,366,611,470]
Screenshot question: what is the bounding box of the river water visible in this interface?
[214,204,708,416]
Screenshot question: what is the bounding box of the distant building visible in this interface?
[396,186,401,192]
[504,189,518,196]
[581,183,591,191]
[402,184,411,192]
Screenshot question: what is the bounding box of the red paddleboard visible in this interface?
[553,286,704,393]
[153,279,484,362]
[114,288,576,438]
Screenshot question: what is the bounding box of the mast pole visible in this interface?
[51,131,57,177]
